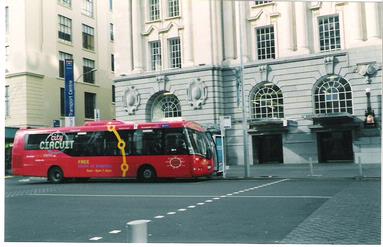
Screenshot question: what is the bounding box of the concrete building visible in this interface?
[5,0,116,172]
[114,1,382,166]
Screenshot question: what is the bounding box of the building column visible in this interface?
[235,1,249,63]
[114,0,133,74]
[278,1,294,56]
[295,1,310,54]
[365,2,381,41]
[182,0,194,67]
[222,0,235,65]
[348,2,363,43]
[132,0,143,72]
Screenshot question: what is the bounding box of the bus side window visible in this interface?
[103,131,118,156]
[119,130,133,156]
[164,130,188,155]
[25,134,49,150]
[142,129,163,155]
[133,130,143,155]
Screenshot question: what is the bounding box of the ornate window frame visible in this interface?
[250,83,284,119]
[314,75,353,114]
[151,93,181,121]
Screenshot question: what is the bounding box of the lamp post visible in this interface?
[237,1,250,177]
[364,88,375,127]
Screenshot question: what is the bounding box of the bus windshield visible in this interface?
[186,128,212,159]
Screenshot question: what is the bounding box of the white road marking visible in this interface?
[18,179,31,182]
[87,179,294,242]
[230,195,332,199]
[89,237,103,241]
[30,194,221,198]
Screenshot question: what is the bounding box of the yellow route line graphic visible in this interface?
[107,124,129,177]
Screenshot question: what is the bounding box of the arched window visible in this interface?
[250,83,284,119]
[152,93,181,121]
[314,75,352,114]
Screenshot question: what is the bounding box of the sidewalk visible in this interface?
[224,162,381,244]
[222,162,381,179]
[280,179,381,244]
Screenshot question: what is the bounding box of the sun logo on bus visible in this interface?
[166,156,185,169]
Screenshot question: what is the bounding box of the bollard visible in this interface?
[126,219,151,243]
[309,157,314,176]
[358,156,363,177]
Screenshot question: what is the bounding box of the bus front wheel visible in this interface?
[48,167,64,183]
[138,165,156,181]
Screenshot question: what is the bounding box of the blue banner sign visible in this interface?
[64,59,75,117]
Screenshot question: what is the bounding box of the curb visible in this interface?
[218,176,381,181]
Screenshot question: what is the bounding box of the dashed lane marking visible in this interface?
[89,237,103,241]
[230,195,332,199]
[87,179,292,241]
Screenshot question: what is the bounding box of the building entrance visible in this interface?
[317,131,354,162]
[252,134,283,164]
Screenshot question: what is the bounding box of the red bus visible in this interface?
[12,120,216,183]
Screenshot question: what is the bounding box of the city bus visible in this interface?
[12,120,217,183]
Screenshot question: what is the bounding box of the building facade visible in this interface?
[5,0,116,172]
[114,0,382,165]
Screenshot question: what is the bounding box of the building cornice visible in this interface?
[115,49,374,82]
[5,72,45,79]
[115,65,221,82]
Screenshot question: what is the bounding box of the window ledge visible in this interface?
[82,48,96,54]
[58,4,72,10]
[145,19,162,25]
[77,81,100,87]
[58,39,73,47]
[251,2,274,8]
[164,16,181,21]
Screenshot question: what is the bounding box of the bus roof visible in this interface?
[16,120,206,134]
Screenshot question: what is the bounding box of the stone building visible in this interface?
[114,1,382,165]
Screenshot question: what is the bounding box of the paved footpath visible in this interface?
[280,179,381,244]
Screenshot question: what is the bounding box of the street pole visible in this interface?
[238,1,250,177]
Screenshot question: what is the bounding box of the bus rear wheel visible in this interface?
[48,167,64,183]
[138,166,156,181]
